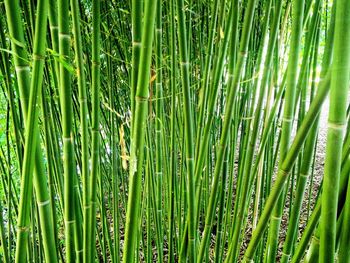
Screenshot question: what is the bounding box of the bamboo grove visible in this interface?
[1,0,350,262]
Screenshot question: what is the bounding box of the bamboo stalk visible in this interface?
[123,0,158,261]
[319,0,350,261]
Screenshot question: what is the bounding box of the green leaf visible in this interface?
[119,8,129,14]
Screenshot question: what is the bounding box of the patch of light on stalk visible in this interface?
[100,125,106,139]
[313,65,322,84]
[256,33,270,111]
[76,165,81,175]
[106,143,111,155]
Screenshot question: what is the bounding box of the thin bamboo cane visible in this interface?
[319,0,350,261]
[70,0,89,262]
[123,0,158,261]
[86,0,101,261]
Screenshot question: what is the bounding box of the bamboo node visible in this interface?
[65,220,75,225]
[282,117,293,123]
[327,122,345,130]
[37,199,50,207]
[271,215,281,220]
[18,226,30,232]
[280,168,289,177]
[15,65,30,72]
[243,255,253,262]
[312,235,320,243]
[300,173,308,178]
[132,41,141,47]
[63,136,72,142]
[33,54,45,61]
[135,95,148,102]
[240,51,248,58]
[79,97,88,103]
[59,33,71,40]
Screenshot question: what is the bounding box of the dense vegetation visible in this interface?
[1,0,350,262]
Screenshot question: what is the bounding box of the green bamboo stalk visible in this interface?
[168,0,177,261]
[337,162,350,262]
[70,0,89,261]
[155,2,164,261]
[319,0,350,261]
[0,198,9,263]
[57,0,76,261]
[87,0,101,261]
[131,0,142,129]
[40,82,62,261]
[48,0,60,92]
[123,0,158,261]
